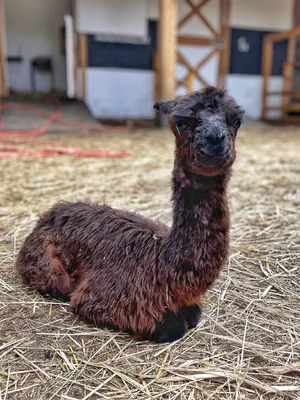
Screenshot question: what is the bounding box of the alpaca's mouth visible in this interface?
[200,148,229,157]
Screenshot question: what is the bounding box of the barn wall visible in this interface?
[75,0,148,37]
[74,0,293,120]
[5,0,72,93]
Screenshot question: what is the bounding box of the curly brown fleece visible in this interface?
[16,87,244,342]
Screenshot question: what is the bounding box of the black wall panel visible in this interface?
[87,20,157,70]
[230,28,288,76]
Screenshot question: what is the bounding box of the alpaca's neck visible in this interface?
[161,160,231,294]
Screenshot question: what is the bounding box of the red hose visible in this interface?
[0,98,131,158]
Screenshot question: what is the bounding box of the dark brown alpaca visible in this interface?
[16,87,244,342]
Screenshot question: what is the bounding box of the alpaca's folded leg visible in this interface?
[17,233,73,301]
[180,305,202,329]
[149,310,188,343]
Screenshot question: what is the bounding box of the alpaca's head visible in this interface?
[154,87,245,177]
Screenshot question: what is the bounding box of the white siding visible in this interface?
[85,68,155,119]
[75,0,148,37]
[231,0,293,31]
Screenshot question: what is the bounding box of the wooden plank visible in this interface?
[263,116,300,124]
[266,26,300,42]
[217,0,231,88]
[177,50,210,88]
[265,90,300,96]
[185,0,218,37]
[264,103,300,111]
[79,33,87,99]
[261,37,273,119]
[159,0,178,103]
[187,70,195,92]
[282,29,296,108]
[153,51,160,102]
[178,0,210,28]
[178,35,213,46]
[0,0,7,98]
[292,0,298,28]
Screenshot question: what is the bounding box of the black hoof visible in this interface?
[180,305,202,329]
[150,310,188,343]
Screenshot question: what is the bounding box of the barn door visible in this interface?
[64,14,76,99]
[176,0,231,94]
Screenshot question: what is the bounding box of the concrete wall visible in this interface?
[5,0,72,93]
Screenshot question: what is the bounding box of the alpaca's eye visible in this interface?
[234,119,241,130]
[178,123,188,131]
[174,116,196,135]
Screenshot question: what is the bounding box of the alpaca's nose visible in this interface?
[205,126,226,145]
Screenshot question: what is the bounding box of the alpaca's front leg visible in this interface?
[180,305,202,329]
[149,310,188,343]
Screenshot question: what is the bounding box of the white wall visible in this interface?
[5,0,71,93]
[75,0,148,37]
[231,0,293,31]
[86,68,155,119]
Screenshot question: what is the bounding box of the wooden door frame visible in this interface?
[176,0,231,92]
[0,0,8,98]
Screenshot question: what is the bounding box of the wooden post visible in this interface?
[79,33,87,100]
[158,0,178,125]
[261,38,273,120]
[218,0,231,88]
[282,31,296,108]
[0,0,7,98]
[187,70,195,92]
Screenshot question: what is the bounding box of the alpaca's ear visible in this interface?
[153,100,177,115]
[237,106,245,121]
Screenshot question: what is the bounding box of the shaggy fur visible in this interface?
[16,87,244,342]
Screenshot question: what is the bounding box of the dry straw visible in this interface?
[0,126,299,399]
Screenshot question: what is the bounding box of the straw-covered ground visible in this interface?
[0,125,299,400]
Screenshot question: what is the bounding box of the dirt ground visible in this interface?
[0,125,299,399]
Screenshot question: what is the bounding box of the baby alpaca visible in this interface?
[17,87,244,342]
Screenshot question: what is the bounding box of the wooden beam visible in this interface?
[266,26,300,42]
[178,0,210,28]
[261,38,273,120]
[263,116,300,124]
[218,0,231,88]
[265,103,300,112]
[292,0,298,28]
[187,70,195,92]
[79,33,87,100]
[177,50,210,88]
[178,35,213,46]
[159,0,178,104]
[185,0,218,37]
[0,0,7,98]
[265,90,300,96]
